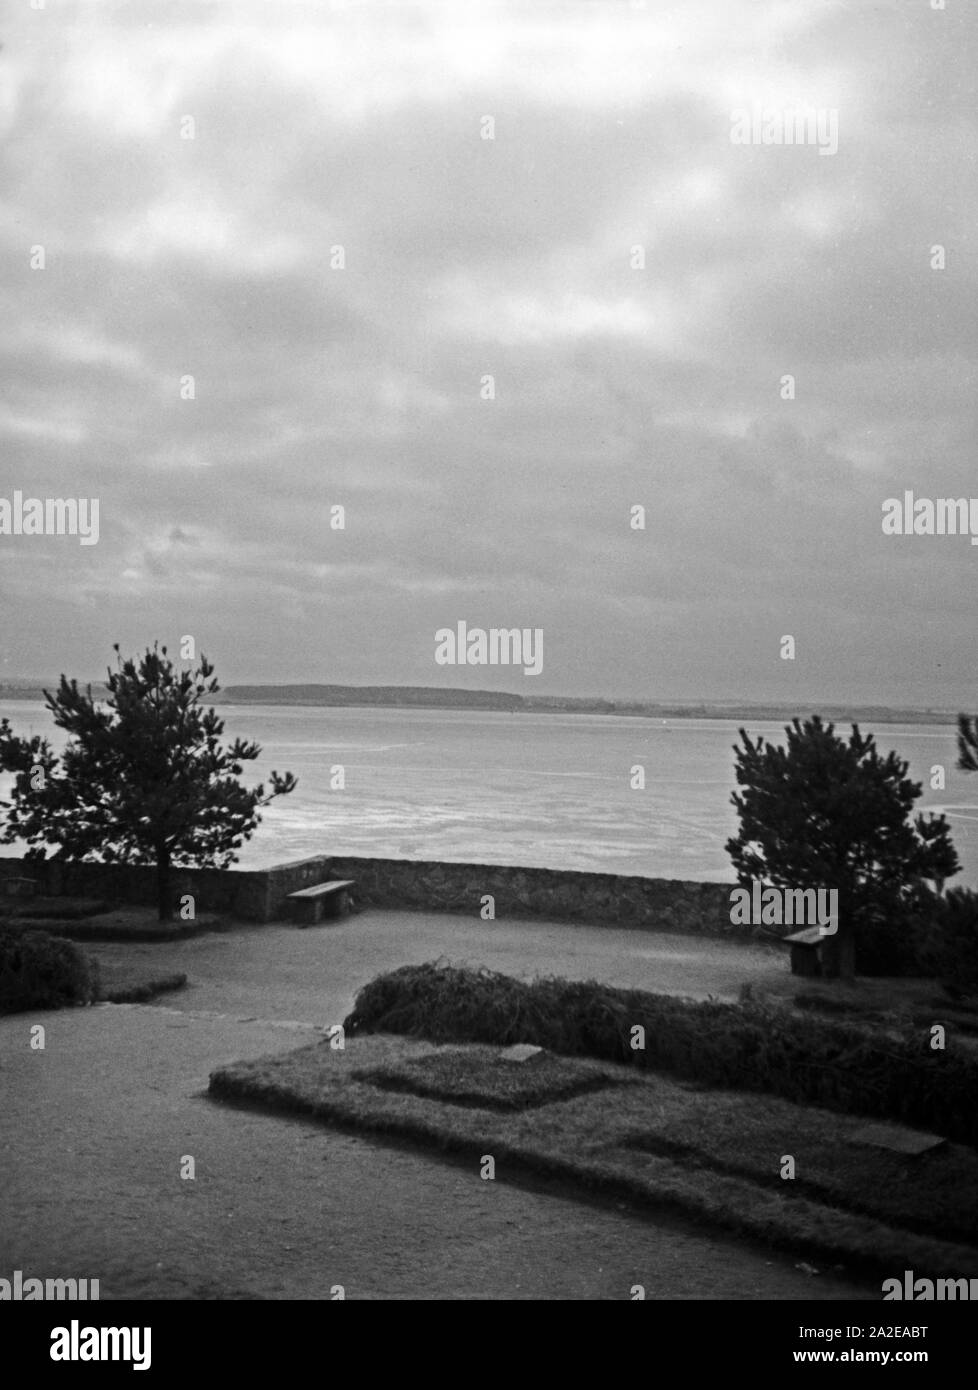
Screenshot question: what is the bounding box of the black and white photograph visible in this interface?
[0,0,975,1354]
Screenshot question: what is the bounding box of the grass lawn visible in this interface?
[3,904,229,943]
[93,952,188,1004]
[210,1033,978,1280]
[86,938,192,1003]
[357,1046,636,1111]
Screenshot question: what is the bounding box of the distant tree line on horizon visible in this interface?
[0,679,960,726]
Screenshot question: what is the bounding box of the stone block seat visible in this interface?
[286,879,356,927]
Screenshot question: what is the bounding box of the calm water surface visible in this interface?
[2,701,976,885]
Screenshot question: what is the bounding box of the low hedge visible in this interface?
[345,962,978,1147]
[0,926,100,1014]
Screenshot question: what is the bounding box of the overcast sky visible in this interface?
[0,0,975,704]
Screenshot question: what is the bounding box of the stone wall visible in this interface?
[317,857,737,935]
[0,853,739,936]
[0,855,272,921]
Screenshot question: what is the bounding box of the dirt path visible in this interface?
[1,993,876,1300]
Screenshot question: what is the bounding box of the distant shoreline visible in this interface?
[0,682,960,727]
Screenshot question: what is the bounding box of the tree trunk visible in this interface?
[157,849,173,922]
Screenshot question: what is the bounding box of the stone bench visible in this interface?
[286,879,356,926]
[781,926,825,977]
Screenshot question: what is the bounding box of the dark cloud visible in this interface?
[0,0,974,703]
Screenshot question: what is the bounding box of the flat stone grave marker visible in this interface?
[847,1121,947,1156]
[498,1044,545,1064]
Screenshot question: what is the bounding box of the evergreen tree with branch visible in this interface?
[0,645,296,920]
[726,716,958,980]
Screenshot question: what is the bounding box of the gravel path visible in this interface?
[0,914,876,1300]
[88,908,788,1028]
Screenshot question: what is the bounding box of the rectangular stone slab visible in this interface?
[498,1044,545,1064]
[848,1122,947,1155]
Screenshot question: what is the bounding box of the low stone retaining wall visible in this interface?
[0,854,739,936]
[0,856,272,922]
[317,857,737,935]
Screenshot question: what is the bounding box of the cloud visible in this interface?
[0,0,973,704]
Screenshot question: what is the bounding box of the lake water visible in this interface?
[2,700,977,886]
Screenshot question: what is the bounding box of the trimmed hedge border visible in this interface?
[344,962,978,1147]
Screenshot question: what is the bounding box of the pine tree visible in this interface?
[0,645,296,920]
[726,716,958,980]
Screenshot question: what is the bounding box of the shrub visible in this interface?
[918,888,978,998]
[345,961,978,1146]
[854,902,926,977]
[0,925,100,1013]
[845,886,978,980]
